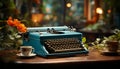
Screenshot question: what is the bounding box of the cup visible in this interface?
[20,46,34,56]
[106,41,119,52]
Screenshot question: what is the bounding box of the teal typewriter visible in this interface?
[22,26,88,57]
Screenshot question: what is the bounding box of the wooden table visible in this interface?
[12,50,120,68]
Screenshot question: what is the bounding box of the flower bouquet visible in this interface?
[0,16,27,50]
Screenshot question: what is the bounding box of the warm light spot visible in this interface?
[107,9,111,14]
[66,3,72,8]
[96,7,103,14]
[32,13,44,23]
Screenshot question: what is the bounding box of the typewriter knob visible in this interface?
[47,28,51,33]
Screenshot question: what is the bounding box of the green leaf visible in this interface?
[82,37,86,43]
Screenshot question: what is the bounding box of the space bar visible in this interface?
[54,48,84,53]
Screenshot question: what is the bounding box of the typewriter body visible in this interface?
[23,26,88,57]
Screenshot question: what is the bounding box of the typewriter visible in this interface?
[23,26,88,57]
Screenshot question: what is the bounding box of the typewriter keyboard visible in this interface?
[43,38,85,53]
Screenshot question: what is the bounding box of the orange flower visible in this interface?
[17,23,27,33]
[7,16,15,26]
[7,16,27,33]
[13,19,21,27]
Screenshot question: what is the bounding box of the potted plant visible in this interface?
[90,29,120,52]
[0,16,27,63]
[104,29,120,52]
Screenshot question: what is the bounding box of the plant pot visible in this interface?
[106,41,119,52]
[0,49,18,63]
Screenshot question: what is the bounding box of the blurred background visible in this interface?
[0,0,120,42]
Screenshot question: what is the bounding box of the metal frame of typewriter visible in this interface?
[23,26,89,57]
